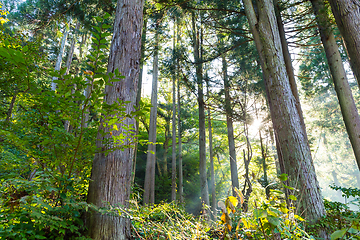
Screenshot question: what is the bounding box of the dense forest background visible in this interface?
[1,0,360,239]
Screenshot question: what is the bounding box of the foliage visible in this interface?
[129,201,212,239]
[0,13,135,239]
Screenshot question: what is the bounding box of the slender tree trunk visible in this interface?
[192,12,210,207]
[207,83,216,213]
[222,54,240,197]
[171,20,177,202]
[132,15,147,186]
[242,0,326,228]
[311,0,360,172]
[163,122,169,177]
[86,1,144,239]
[176,19,184,204]
[143,19,160,205]
[52,17,71,91]
[328,0,360,89]
[65,21,80,75]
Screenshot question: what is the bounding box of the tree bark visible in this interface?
[132,14,147,186]
[171,17,177,202]
[86,1,144,239]
[52,17,70,91]
[192,12,210,207]
[65,21,80,75]
[143,18,160,205]
[222,54,240,197]
[328,0,360,89]
[242,0,326,226]
[311,0,360,172]
[207,83,216,214]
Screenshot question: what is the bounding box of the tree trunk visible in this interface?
[328,0,360,89]
[5,93,17,123]
[311,0,360,172]
[192,12,210,207]
[143,19,160,205]
[65,21,80,75]
[86,1,144,239]
[132,14,147,186]
[52,17,70,91]
[177,21,184,205]
[207,83,216,214]
[242,0,326,227]
[171,17,177,202]
[223,54,240,197]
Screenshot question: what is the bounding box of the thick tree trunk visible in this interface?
[274,1,307,134]
[143,19,160,205]
[242,0,326,227]
[311,0,360,172]
[222,54,240,197]
[192,12,210,207]
[86,1,144,239]
[328,0,360,89]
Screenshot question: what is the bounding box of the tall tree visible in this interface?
[86,0,144,239]
[143,15,161,205]
[311,0,360,172]
[328,0,360,89]
[171,16,177,202]
[241,0,326,230]
[192,11,210,207]
[222,53,240,197]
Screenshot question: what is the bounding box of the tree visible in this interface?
[86,0,144,239]
[328,0,360,89]
[143,15,161,205]
[311,0,360,172]
[241,0,326,229]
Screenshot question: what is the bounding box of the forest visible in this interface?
[1,0,360,239]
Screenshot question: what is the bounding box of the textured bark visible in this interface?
[52,17,70,91]
[86,0,144,239]
[275,1,307,135]
[223,54,239,197]
[311,0,360,172]
[192,12,210,207]
[329,0,360,89]
[143,20,160,205]
[242,0,326,226]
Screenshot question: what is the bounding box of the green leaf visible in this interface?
[278,173,288,181]
[289,195,297,201]
[267,216,280,226]
[103,12,111,20]
[331,229,347,240]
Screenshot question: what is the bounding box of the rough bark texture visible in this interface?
[143,20,160,205]
[329,0,360,88]
[242,0,326,225]
[86,1,144,239]
[192,12,210,207]
[223,54,240,196]
[311,0,360,172]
